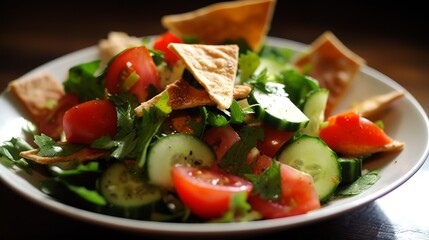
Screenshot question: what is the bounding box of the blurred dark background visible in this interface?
[1,1,428,113]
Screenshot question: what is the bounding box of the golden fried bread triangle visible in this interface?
[161,0,276,52]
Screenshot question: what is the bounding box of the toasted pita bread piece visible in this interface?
[341,140,404,158]
[8,72,64,124]
[20,147,109,164]
[347,91,405,120]
[294,31,366,117]
[98,31,142,68]
[134,78,251,116]
[162,0,276,52]
[168,43,239,109]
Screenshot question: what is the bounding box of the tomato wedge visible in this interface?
[248,163,320,219]
[202,125,240,162]
[105,46,160,102]
[153,32,183,65]
[63,99,117,145]
[172,164,253,219]
[256,126,294,158]
[250,154,273,176]
[319,111,393,156]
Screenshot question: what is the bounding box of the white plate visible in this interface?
[1,37,428,237]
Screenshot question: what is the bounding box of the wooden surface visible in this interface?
[1,1,428,239]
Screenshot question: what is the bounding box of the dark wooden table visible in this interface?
[1,1,428,239]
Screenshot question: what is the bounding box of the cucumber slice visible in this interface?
[147,133,216,189]
[99,162,161,208]
[301,89,329,136]
[338,157,362,184]
[248,86,309,131]
[277,135,341,202]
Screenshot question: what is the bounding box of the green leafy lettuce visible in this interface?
[63,60,104,102]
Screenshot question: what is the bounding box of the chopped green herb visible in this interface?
[229,100,245,124]
[259,44,294,64]
[0,137,33,173]
[63,60,104,102]
[34,134,83,157]
[137,92,172,168]
[239,50,260,82]
[336,170,380,196]
[277,69,319,106]
[219,126,264,176]
[245,161,282,201]
[49,161,100,176]
[64,181,106,206]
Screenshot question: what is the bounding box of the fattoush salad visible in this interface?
[1,0,405,222]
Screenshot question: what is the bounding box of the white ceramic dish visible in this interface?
[1,37,428,237]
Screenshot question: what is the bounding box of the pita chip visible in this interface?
[8,72,65,124]
[168,43,239,110]
[340,140,404,158]
[20,147,109,164]
[161,0,276,52]
[347,91,405,120]
[134,78,251,117]
[294,31,366,117]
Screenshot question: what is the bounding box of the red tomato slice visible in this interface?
[202,125,240,162]
[251,154,273,176]
[248,163,321,219]
[38,93,79,140]
[63,99,117,145]
[153,32,183,65]
[105,46,160,102]
[319,111,393,156]
[256,126,294,158]
[172,164,253,219]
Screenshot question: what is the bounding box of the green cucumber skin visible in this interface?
[146,133,216,189]
[338,158,363,184]
[98,162,162,208]
[248,88,309,132]
[277,135,341,202]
